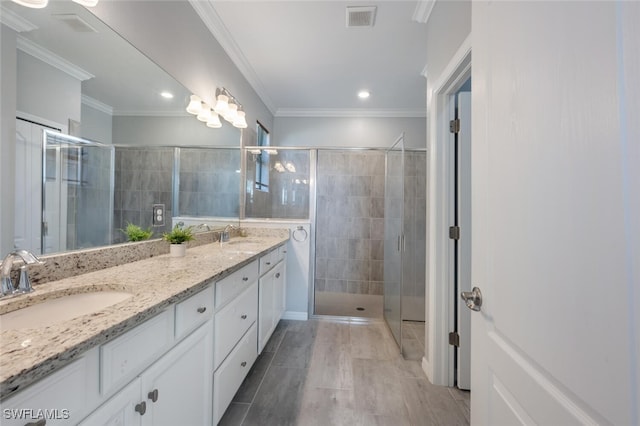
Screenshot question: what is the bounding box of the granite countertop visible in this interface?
[0,229,289,400]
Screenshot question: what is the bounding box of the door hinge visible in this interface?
[449,119,460,134]
[449,226,460,240]
[449,331,460,347]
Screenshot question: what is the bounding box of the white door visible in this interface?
[456,91,471,391]
[470,2,638,425]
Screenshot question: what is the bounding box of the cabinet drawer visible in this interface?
[100,309,173,396]
[1,348,99,425]
[175,285,214,339]
[214,282,258,369]
[213,323,258,425]
[215,261,259,310]
[259,250,276,274]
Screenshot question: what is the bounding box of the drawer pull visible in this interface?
[241,361,247,367]
[25,420,46,426]
[242,277,249,282]
[148,388,159,402]
[197,307,207,314]
[241,314,247,319]
[276,273,281,278]
[135,401,147,415]
[266,262,271,266]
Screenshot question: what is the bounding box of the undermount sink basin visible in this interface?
[0,291,133,331]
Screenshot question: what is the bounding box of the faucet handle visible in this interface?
[16,265,34,294]
[1,276,14,297]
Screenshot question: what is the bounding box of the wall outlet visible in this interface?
[152,204,165,227]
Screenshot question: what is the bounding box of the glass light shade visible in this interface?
[232,110,248,128]
[214,94,229,114]
[186,95,202,115]
[197,105,212,122]
[223,102,238,122]
[72,0,99,6]
[206,113,222,128]
[11,0,48,8]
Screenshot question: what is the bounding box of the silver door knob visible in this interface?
[461,287,482,312]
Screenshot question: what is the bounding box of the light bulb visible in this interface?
[186,95,202,115]
[197,104,212,122]
[233,110,248,128]
[214,94,229,115]
[206,113,222,128]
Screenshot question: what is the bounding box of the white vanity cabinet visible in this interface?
[258,244,287,353]
[0,347,100,426]
[79,286,214,426]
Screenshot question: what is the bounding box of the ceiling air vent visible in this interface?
[51,14,98,33]
[346,6,377,28]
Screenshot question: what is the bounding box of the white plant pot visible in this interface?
[170,243,186,257]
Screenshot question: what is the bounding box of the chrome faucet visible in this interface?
[0,249,45,297]
[220,224,237,245]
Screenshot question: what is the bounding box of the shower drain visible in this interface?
[356,307,365,311]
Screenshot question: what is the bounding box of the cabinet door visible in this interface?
[78,378,142,426]
[140,321,213,426]
[273,262,286,322]
[258,268,276,353]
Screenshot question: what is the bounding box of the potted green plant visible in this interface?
[162,225,195,257]
[122,222,153,242]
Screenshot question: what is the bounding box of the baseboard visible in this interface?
[422,356,434,383]
[282,311,308,321]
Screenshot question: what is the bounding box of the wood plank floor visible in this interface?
[219,319,470,426]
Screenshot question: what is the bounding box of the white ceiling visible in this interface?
[193,1,429,117]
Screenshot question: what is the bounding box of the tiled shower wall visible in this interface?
[113,147,174,243]
[315,150,386,296]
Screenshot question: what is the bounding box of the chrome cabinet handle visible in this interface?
[241,314,247,319]
[25,420,46,426]
[148,389,159,402]
[197,307,206,314]
[275,273,281,278]
[135,401,147,415]
[461,287,483,312]
[242,277,249,281]
[241,361,247,367]
[266,262,271,266]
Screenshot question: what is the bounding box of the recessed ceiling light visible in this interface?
[160,91,174,99]
[358,90,370,99]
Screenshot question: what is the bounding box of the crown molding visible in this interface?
[275,108,426,118]
[113,110,191,118]
[0,5,38,32]
[188,0,277,115]
[412,0,436,24]
[81,95,113,115]
[17,36,94,81]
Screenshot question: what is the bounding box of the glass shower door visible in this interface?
[384,139,404,347]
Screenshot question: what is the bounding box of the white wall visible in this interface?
[1,25,17,255]
[112,115,240,147]
[89,1,274,135]
[81,103,112,145]
[273,116,426,149]
[17,51,81,125]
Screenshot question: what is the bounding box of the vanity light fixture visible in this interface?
[186,88,247,129]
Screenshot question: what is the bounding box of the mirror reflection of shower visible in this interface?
[42,131,114,254]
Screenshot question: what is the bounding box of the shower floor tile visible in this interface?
[314,291,383,318]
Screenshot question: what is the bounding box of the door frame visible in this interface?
[423,35,471,386]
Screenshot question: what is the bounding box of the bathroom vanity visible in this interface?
[0,230,288,425]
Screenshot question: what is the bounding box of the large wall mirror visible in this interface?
[5,0,241,255]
